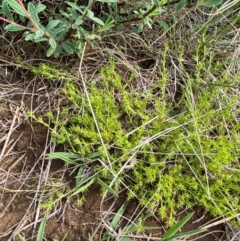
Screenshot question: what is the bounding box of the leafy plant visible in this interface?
[22,0,240,231]
[99,207,206,241]
[31,51,240,226]
[160,212,206,241]
[0,0,116,57]
[39,175,71,211]
[100,203,160,241]
[0,0,223,56]
[45,151,119,198]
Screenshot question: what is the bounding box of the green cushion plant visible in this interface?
[33,55,240,226]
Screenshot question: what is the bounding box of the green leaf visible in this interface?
[27,2,35,15]
[88,234,94,241]
[53,26,68,37]
[32,15,40,24]
[46,47,55,57]
[110,203,125,228]
[54,44,63,57]
[170,228,207,240]
[59,9,69,18]
[49,38,57,50]
[70,178,95,197]
[28,2,39,24]
[46,20,60,31]
[65,1,84,13]
[97,178,118,197]
[37,215,47,241]
[74,16,83,26]
[122,224,138,233]
[76,166,84,186]
[61,231,69,241]
[86,151,102,159]
[34,37,48,42]
[17,234,27,241]
[74,166,93,187]
[19,14,26,22]
[162,212,194,240]
[4,24,25,31]
[85,33,101,40]
[91,16,104,26]
[35,29,44,38]
[68,8,78,20]
[6,0,26,16]
[3,1,14,21]
[25,32,36,41]
[157,20,169,30]
[34,4,46,14]
[97,17,115,32]
[102,204,129,241]
[200,0,223,6]
[175,0,186,11]
[62,40,75,54]
[45,152,82,164]
[87,9,94,18]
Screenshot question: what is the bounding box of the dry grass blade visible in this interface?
[200,213,240,230]
[0,106,20,161]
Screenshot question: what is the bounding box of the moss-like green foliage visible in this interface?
[15,56,73,81]
[44,54,240,226]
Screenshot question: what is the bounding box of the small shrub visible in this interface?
[0,0,223,57]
